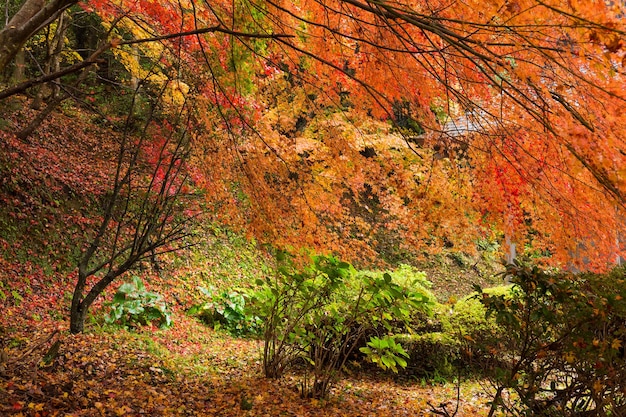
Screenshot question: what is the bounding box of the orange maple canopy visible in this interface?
[86,0,626,269]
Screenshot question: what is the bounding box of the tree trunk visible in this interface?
[0,0,77,73]
[69,301,86,334]
[11,49,25,83]
[50,11,67,98]
[69,268,118,333]
[70,257,135,333]
[69,268,88,334]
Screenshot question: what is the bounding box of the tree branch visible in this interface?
[119,25,294,46]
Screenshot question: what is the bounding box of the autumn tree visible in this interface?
[189,0,626,268]
[1,0,625,274]
[69,86,197,333]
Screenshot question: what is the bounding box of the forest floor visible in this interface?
[0,300,493,417]
[0,228,498,417]
[0,98,500,416]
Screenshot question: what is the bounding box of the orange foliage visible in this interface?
[86,0,626,269]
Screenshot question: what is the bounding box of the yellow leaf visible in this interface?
[612,338,622,350]
[593,380,604,393]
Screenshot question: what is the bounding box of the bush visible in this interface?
[391,286,510,381]
[188,286,261,336]
[396,332,460,379]
[105,276,172,329]
[442,285,513,369]
[476,264,626,417]
[250,254,434,398]
[445,285,511,338]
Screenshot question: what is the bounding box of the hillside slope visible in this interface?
[0,99,500,416]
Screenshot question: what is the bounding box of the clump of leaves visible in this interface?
[360,336,409,373]
[105,276,172,329]
[188,286,261,336]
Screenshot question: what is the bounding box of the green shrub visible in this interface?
[445,285,511,339]
[390,285,512,380]
[396,332,460,379]
[250,254,434,398]
[188,286,261,336]
[476,264,626,417]
[105,276,172,329]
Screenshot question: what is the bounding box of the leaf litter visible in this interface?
[0,304,490,416]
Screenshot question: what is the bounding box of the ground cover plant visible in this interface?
[187,285,262,336]
[105,276,172,329]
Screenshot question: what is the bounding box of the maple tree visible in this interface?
[69,92,197,334]
[1,0,625,273]
[184,0,626,269]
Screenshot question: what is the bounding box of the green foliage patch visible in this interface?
[444,285,511,345]
[396,332,459,379]
[188,286,261,336]
[386,284,513,381]
[106,276,172,329]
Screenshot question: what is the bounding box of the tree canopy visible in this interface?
[1,0,625,270]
